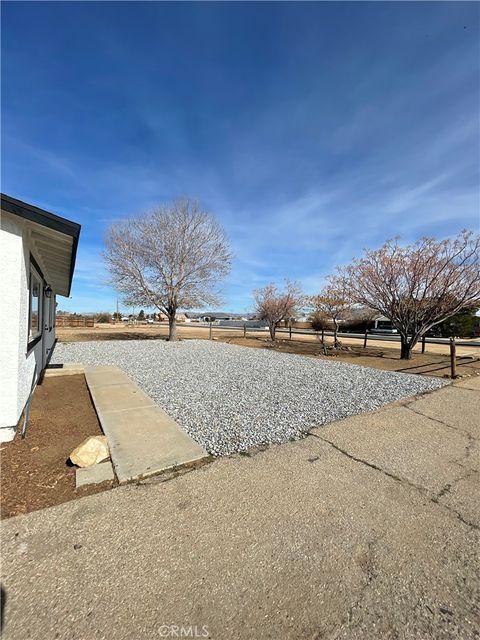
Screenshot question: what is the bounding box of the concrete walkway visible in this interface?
[84,365,208,483]
[1,377,479,639]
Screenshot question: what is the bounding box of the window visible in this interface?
[28,261,42,347]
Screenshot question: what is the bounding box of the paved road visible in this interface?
[2,377,479,639]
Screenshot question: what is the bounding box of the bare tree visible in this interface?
[337,230,480,359]
[104,198,232,341]
[254,281,303,341]
[310,280,352,348]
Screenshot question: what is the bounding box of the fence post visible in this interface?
[289,325,292,340]
[321,328,324,343]
[209,321,212,340]
[450,336,457,379]
[422,335,426,354]
[363,330,368,349]
[243,323,246,339]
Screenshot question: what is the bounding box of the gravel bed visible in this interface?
[52,340,447,456]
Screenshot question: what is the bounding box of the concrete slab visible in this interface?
[406,384,480,438]
[99,406,208,482]
[75,461,115,488]
[84,366,209,483]
[0,427,16,442]
[88,382,155,414]
[436,471,480,528]
[312,403,471,496]
[44,363,85,377]
[85,367,131,388]
[454,375,480,391]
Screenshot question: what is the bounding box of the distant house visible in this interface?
[201,314,233,322]
[0,194,80,441]
[294,315,311,324]
[156,312,188,322]
[371,316,398,334]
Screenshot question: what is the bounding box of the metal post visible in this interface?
[243,323,246,338]
[422,335,426,354]
[321,328,324,343]
[363,330,368,349]
[209,321,212,340]
[289,325,292,340]
[450,336,456,378]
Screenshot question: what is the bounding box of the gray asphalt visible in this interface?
[1,377,479,640]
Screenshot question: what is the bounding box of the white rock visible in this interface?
[70,436,109,468]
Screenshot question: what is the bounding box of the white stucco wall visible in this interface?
[0,212,23,427]
[0,211,57,430]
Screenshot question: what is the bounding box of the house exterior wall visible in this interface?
[0,212,23,428]
[0,211,57,430]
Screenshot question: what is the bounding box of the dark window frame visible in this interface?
[48,291,54,331]
[27,254,44,352]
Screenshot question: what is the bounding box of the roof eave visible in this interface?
[1,193,81,297]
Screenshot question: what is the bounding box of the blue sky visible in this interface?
[2,1,479,313]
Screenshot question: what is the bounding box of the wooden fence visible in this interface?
[56,315,94,328]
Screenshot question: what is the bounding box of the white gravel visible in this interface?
[52,339,446,456]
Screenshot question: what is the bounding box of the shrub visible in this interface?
[96,312,112,323]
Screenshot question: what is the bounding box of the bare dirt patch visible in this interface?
[220,336,480,379]
[0,374,115,519]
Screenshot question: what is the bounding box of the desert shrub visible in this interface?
[95,312,112,323]
[310,313,329,332]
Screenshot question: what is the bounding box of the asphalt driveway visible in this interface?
[1,377,479,639]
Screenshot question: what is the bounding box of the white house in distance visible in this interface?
[0,194,80,441]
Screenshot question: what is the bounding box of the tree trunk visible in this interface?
[269,322,276,341]
[168,312,177,341]
[400,336,413,360]
[333,319,339,348]
[400,333,421,360]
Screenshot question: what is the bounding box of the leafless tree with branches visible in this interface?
[104,198,232,341]
[337,230,480,359]
[254,281,303,341]
[309,280,352,348]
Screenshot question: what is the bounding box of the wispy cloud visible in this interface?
[2,1,478,312]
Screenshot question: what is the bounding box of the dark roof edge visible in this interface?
[1,193,81,297]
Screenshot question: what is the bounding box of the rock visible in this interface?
[70,436,109,468]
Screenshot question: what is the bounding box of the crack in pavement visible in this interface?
[433,468,478,502]
[403,402,478,477]
[309,431,428,493]
[309,432,480,532]
[403,404,477,441]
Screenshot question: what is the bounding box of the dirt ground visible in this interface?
[221,336,480,378]
[57,324,480,379]
[0,375,114,519]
